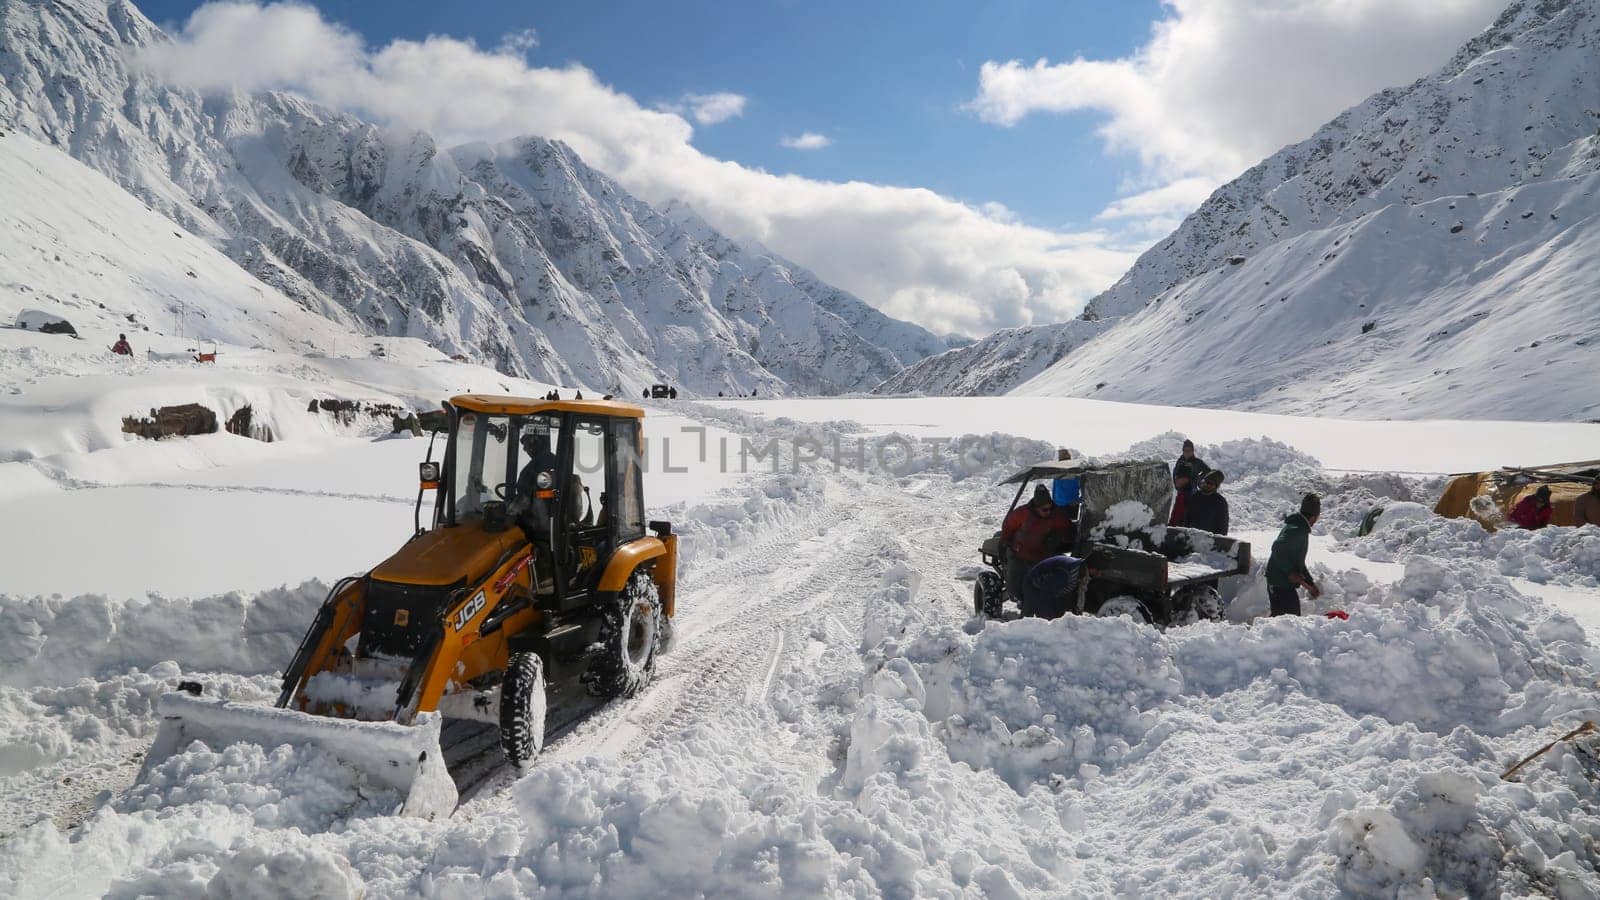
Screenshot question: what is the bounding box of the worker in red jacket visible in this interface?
[110,333,133,356]
[1169,471,1191,526]
[1001,485,1076,606]
[1509,485,1554,530]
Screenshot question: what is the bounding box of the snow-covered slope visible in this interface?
[0,0,945,397]
[874,319,1103,396]
[892,0,1600,419]
[0,130,350,353]
[1020,170,1600,417]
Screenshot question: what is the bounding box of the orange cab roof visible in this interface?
[449,394,646,418]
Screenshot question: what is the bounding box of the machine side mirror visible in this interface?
[419,461,441,488]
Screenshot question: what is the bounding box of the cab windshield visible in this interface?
[446,412,559,524]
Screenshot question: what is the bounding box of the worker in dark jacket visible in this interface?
[1021,554,1088,619]
[1185,470,1230,535]
[1173,440,1211,491]
[1001,485,1076,606]
[1169,471,1192,526]
[1509,485,1553,530]
[1265,494,1322,616]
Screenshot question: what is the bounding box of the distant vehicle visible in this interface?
[648,384,678,399]
[974,459,1250,627]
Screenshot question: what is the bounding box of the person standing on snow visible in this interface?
[110,334,132,356]
[1509,485,1554,530]
[1170,471,1192,526]
[1173,439,1211,491]
[1001,485,1076,606]
[1185,470,1230,535]
[1265,493,1322,616]
[1576,479,1600,528]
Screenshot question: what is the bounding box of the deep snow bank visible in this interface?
[864,541,1600,894]
[1354,508,1600,588]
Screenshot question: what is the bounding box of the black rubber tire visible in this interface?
[974,571,1005,618]
[1094,595,1153,624]
[499,650,547,768]
[583,570,663,699]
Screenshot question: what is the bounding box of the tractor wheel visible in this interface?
[584,570,663,699]
[499,651,547,768]
[1095,595,1152,624]
[1188,585,1225,622]
[974,571,1005,618]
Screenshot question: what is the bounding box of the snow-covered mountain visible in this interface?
[888,0,1600,421]
[0,129,358,354]
[872,319,1104,396]
[0,0,947,397]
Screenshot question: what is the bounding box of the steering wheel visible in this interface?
[494,482,509,500]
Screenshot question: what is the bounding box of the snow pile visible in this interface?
[1174,559,1600,735]
[122,740,402,829]
[671,474,827,572]
[0,582,325,688]
[1331,750,1600,897]
[1352,512,1600,587]
[302,672,401,719]
[897,616,1182,791]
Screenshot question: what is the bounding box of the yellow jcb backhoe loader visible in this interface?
[140,395,678,818]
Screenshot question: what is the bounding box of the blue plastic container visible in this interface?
[1052,477,1081,506]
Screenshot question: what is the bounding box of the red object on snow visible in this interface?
[1324,610,1349,620]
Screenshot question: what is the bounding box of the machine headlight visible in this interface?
[536,471,553,490]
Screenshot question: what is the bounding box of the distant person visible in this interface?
[643,389,649,399]
[1173,439,1211,491]
[110,334,132,356]
[1509,485,1554,530]
[574,390,584,400]
[1020,554,1088,620]
[1001,485,1076,607]
[751,389,758,398]
[1265,493,1322,616]
[1577,479,1600,528]
[1169,471,1192,526]
[1185,470,1230,535]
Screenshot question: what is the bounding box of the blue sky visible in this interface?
[138,0,1161,233]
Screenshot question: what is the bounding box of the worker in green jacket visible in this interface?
[1265,493,1322,616]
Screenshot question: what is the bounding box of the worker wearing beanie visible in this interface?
[1265,493,1322,616]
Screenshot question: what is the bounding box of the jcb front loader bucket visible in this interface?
[139,692,457,819]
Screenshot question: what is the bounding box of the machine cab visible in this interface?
[430,396,649,606]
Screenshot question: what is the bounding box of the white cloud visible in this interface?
[780,132,832,150]
[134,2,1137,336]
[973,0,1505,220]
[659,92,747,125]
[495,28,539,57]
[1093,177,1215,222]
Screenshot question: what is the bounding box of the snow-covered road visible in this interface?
[3,380,1600,895]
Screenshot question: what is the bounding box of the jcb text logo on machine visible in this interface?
[452,591,487,632]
